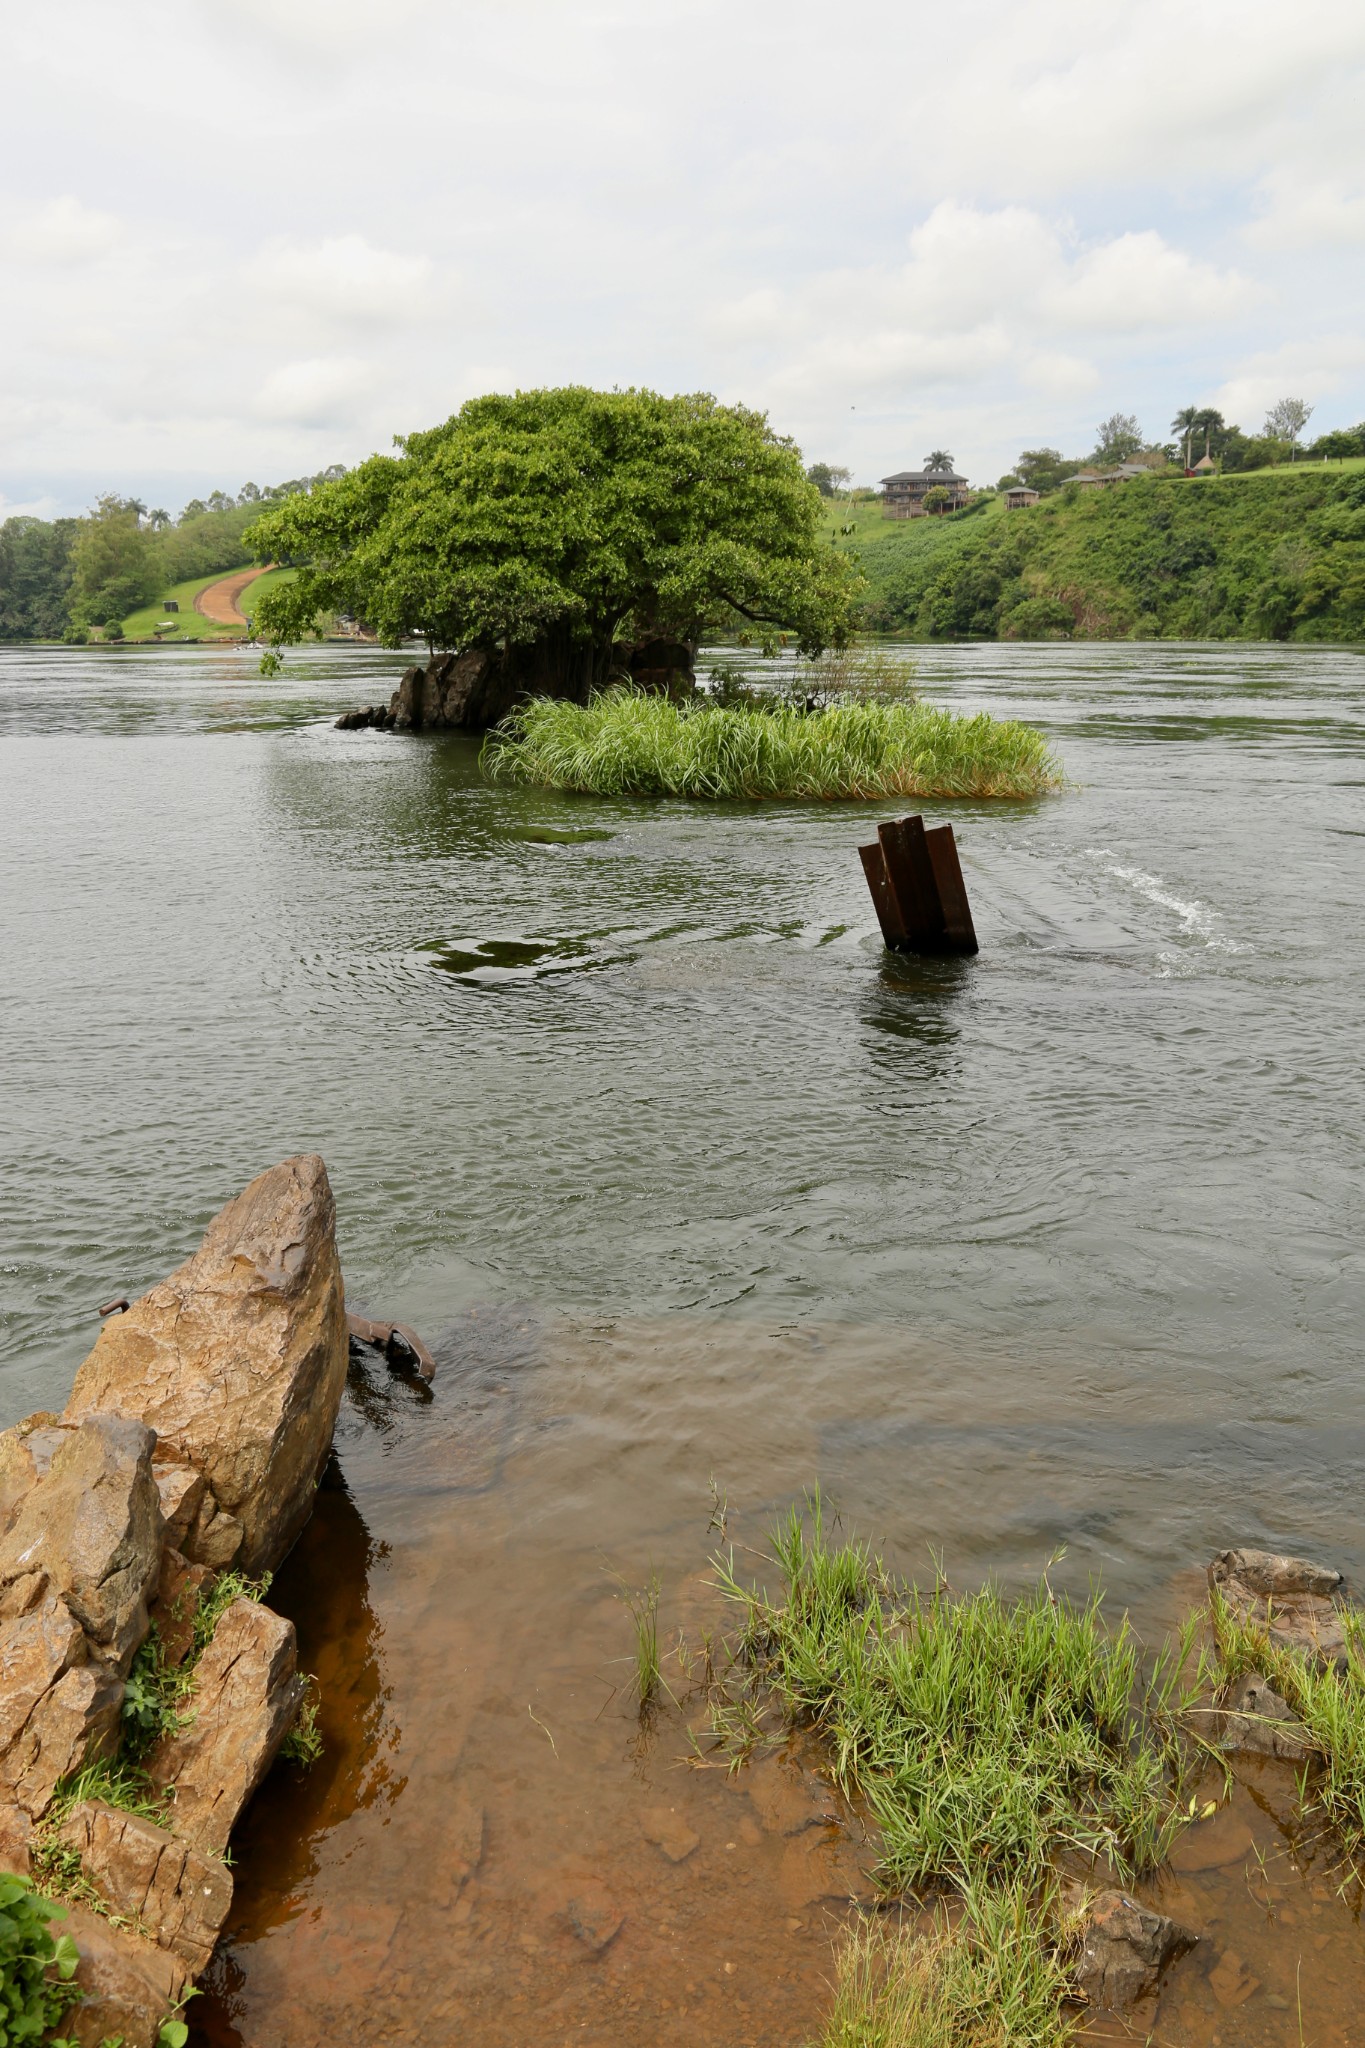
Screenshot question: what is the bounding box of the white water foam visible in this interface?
[1085,848,1249,953]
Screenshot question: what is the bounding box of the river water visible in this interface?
[2,640,1363,2045]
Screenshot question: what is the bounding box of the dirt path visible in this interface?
[194,565,273,627]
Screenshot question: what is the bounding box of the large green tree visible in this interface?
[68,497,161,625]
[245,387,862,676]
[0,516,80,640]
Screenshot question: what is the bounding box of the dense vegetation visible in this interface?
[0,468,344,641]
[853,469,1365,640]
[245,387,862,683]
[484,683,1060,801]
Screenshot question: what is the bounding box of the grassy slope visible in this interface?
[843,470,1365,641]
[118,566,295,642]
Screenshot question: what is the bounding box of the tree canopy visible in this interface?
[245,387,863,667]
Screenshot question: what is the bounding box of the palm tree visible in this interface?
[1193,408,1225,460]
[924,449,954,472]
[1170,407,1199,467]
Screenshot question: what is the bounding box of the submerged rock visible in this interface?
[57,1900,189,2048]
[1217,1670,1314,1759]
[1208,1548,1348,1670]
[1073,1889,1197,2011]
[147,1596,306,1856]
[66,1154,349,1575]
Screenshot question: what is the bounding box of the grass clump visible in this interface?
[817,1888,1076,2048]
[711,1494,1187,1897]
[483,686,1061,803]
[280,1677,324,1769]
[1208,1593,1365,1873]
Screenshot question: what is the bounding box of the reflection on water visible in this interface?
[1,638,1364,2042]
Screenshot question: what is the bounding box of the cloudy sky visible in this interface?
[4,0,1364,517]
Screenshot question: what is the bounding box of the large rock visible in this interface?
[57,1901,188,2048]
[57,1799,232,1973]
[0,1597,122,1817]
[338,634,698,736]
[66,1156,348,1576]
[147,1596,305,1856]
[1073,1890,1197,2011]
[0,1414,160,1668]
[1208,1548,1348,1671]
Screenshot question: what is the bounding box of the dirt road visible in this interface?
[194,565,273,627]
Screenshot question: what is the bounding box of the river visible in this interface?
[2,640,1363,2045]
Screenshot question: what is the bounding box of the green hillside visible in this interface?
[118,566,296,642]
[844,470,1365,641]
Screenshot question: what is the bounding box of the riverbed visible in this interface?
[2,640,1363,2045]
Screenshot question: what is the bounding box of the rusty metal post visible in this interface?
[877,815,946,949]
[924,824,979,954]
[859,814,979,956]
[859,841,906,949]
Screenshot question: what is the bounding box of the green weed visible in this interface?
[625,1571,663,1713]
[192,1568,271,1656]
[484,687,1061,803]
[280,1677,324,1769]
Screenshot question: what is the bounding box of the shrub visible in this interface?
[0,1872,80,2042]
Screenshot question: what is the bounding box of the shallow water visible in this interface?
[2,639,1364,2043]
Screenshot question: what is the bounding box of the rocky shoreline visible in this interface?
[0,1156,354,2046]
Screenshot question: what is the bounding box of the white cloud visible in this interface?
[1,195,123,266]
[1215,335,1365,426]
[1246,175,1365,250]
[1022,353,1102,399]
[1048,232,1258,330]
[252,357,375,428]
[248,234,439,324]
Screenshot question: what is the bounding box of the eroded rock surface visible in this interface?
[0,1596,122,1816]
[57,1798,233,1972]
[1074,1889,1197,2011]
[66,1154,348,1575]
[1209,1548,1348,1670]
[148,1596,305,1855]
[0,1413,161,1669]
[59,1901,189,2048]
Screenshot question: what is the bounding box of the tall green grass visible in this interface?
[483,687,1061,802]
[712,1495,1187,1897]
[816,1892,1076,2048]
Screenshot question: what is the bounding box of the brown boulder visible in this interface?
[66,1155,348,1575]
[0,1598,122,1817]
[1073,1889,1197,2010]
[147,1596,306,1855]
[147,1550,211,1668]
[57,1798,232,1972]
[0,1799,33,1874]
[0,1414,160,1669]
[57,1901,188,2048]
[1209,1548,1348,1670]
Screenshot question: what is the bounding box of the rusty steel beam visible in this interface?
[860,814,979,956]
[924,824,979,954]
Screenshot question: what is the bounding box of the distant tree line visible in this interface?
[0,467,347,642]
[996,402,1363,499]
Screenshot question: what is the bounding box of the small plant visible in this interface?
[0,1872,80,2041]
[121,1626,191,1760]
[617,1571,663,1713]
[192,1569,270,1657]
[280,1677,324,1768]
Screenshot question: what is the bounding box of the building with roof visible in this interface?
[1004,485,1041,510]
[880,465,971,518]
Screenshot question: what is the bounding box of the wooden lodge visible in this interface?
[880,464,971,518]
[1004,484,1041,509]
